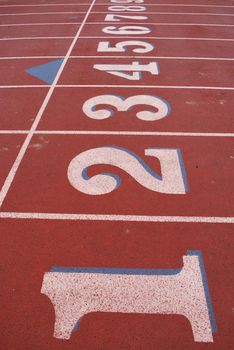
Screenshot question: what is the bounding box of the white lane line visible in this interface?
[0,12,86,16]
[0,37,73,40]
[1,36,234,42]
[0,56,233,61]
[0,0,97,208]
[0,85,234,90]
[57,85,234,91]
[0,130,233,137]
[86,22,234,27]
[0,130,29,134]
[1,11,234,16]
[32,131,234,137]
[0,3,90,6]
[0,212,233,224]
[72,56,234,61]
[0,3,234,8]
[0,22,234,31]
[0,85,49,88]
[0,22,80,26]
[96,11,234,16]
[80,36,234,42]
[98,3,234,7]
[0,56,63,59]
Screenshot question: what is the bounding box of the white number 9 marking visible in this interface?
[82,95,170,121]
[67,147,188,195]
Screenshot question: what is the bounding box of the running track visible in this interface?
[0,0,233,349]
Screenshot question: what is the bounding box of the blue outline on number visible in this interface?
[176,148,189,193]
[82,166,122,190]
[110,146,162,180]
[187,250,217,333]
[51,266,181,276]
[90,94,124,118]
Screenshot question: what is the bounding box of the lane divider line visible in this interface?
[1,84,234,90]
[1,56,234,61]
[0,212,233,223]
[0,0,97,208]
[0,3,234,8]
[1,11,234,16]
[0,130,233,137]
[0,22,234,27]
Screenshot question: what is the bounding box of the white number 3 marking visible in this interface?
[67,147,188,195]
[82,94,170,121]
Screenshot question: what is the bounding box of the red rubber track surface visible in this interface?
[0,0,233,349]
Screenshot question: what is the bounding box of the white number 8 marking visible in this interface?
[82,95,170,121]
[67,147,188,195]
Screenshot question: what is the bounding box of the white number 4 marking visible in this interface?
[93,61,159,80]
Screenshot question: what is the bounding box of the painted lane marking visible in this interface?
[0,212,233,223]
[0,131,233,137]
[1,22,234,27]
[83,94,170,121]
[79,36,234,42]
[0,12,87,16]
[0,3,91,7]
[0,85,49,88]
[25,59,64,84]
[1,85,234,90]
[1,56,234,61]
[0,3,233,8]
[0,0,97,208]
[41,251,216,342]
[0,56,64,59]
[98,11,234,16]
[88,22,234,27]
[86,21,234,27]
[1,11,234,16]
[57,85,234,90]
[0,23,81,26]
[67,147,188,195]
[0,37,74,40]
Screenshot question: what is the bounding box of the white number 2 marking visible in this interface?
[97,40,154,53]
[93,61,159,80]
[67,147,188,195]
[82,95,170,121]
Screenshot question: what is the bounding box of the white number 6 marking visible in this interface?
[82,95,170,121]
[67,147,188,195]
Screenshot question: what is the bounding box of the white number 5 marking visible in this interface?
[82,95,170,121]
[67,147,188,195]
[97,40,154,53]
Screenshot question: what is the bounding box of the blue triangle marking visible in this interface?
[25,58,64,84]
